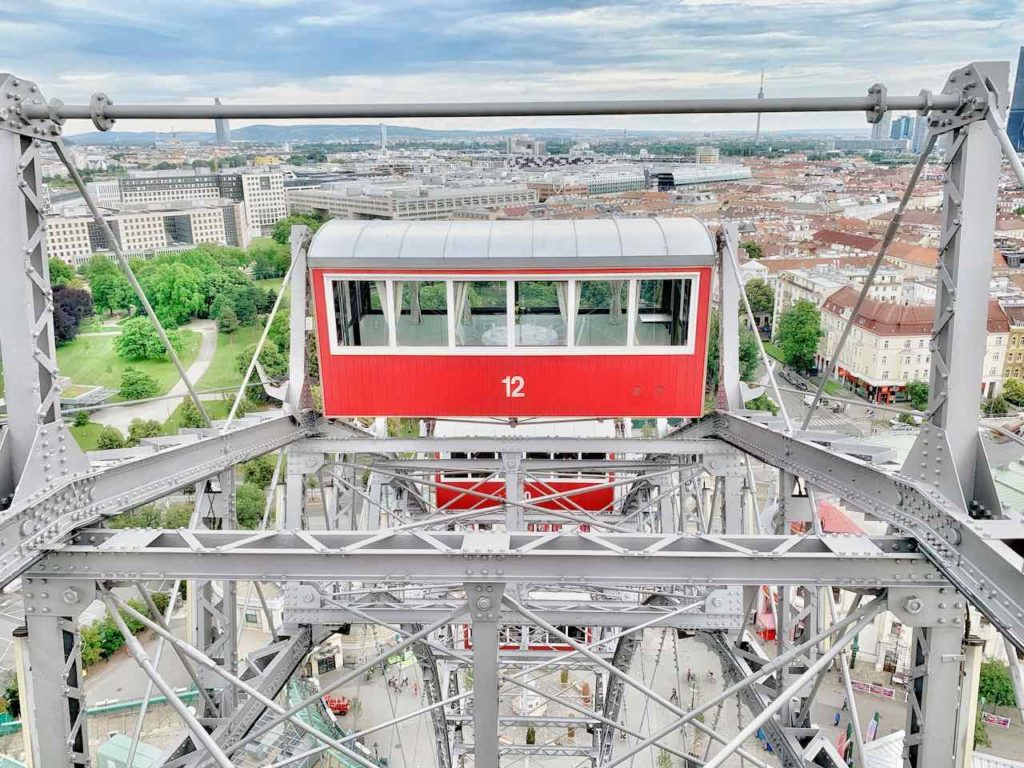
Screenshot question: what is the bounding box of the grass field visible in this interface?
[198,324,263,390]
[763,341,785,362]
[57,331,201,397]
[69,422,107,451]
[255,277,285,293]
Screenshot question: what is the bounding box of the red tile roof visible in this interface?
[824,287,1009,335]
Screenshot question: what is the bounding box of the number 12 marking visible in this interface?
[502,375,525,398]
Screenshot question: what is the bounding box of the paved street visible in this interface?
[91,318,218,431]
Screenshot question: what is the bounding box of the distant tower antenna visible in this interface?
[755,68,766,144]
[380,122,387,153]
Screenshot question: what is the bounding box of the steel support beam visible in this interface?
[711,412,1024,650]
[295,436,727,455]
[22,614,90,767]
[904,626,963,767]
[0,413,306,588]
[0,107,87,507]
[34,529,938,585]
[904,61,1009,514]
[21,91,962,122]
[467,582,503,765]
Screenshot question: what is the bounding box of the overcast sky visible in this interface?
[3,0,1023,136]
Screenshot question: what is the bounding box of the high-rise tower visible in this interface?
[754,69,765,143]
[1008,46,1024,152]
[214,97,231,147]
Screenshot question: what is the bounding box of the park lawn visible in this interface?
[197,324,263,391]
[69,422,107,451]
[763,341,785,362]
[255,277,285,293]
[57,330,201,398]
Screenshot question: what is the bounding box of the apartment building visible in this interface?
[118,169,285,236]
[1004,305,1024,381]
[819,286,1009,402]
[45,199,249,267]
[772,263,903,334]
[287,181,537,221]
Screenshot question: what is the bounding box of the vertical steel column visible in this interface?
[722,475,743,534]
[286,225,309,415]
[467,582,503,766]
[904,62,1008,511]
[904,625,962,768]
[0,127,69,503]
[955,636,983,768]
[502,452,524,531]
[189,472,239,718]
[22,612,90,767]
[717,224,743,410]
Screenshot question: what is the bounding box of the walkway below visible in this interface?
[90,319,217,432]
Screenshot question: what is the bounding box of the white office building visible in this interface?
[118,169,286,236]
[287,180,537,221]
[45,199,249,267]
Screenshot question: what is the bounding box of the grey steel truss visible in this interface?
[0,60,1020,768]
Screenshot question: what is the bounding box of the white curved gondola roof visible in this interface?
[307,217,715,269]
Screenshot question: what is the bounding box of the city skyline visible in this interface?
[3,0,1022,136]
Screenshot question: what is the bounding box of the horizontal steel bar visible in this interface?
[34,528,941,586]
[284,602,736,629]
[298,436,727,455]
[24,94,961,121]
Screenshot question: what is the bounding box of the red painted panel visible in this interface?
[311,266,712,418]
[436,479,614,512]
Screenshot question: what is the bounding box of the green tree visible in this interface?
[162,503,193,528]
[983,395,1010,417]
[217,303,240,333]
[775,300,823,372]
[237,339,288,380]
[1014,205,1024,217]
[904,379,929,411]
[119,367,159,400]
[1,671,19,719]
[73,410,90,427]
[90,271,133,315]
[740,241,763,260]
[744,278,774,317]
[115,317,182,361]
[49,257,75,287]
[137,262,205,326]
[177,397,206,429]
[250,240,291,278]
[979,660,1017,707]
[236,482,268,529]
[746,393,779,415]
[1003,378,1024,407]
[271,214,322,245]
[975,711,992,748]
[242,455,276,489]
[107,505,162,529]
[127,418,163,446]
[96,425,126,450]
[705,312,761,393]
[897,412,917,425]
